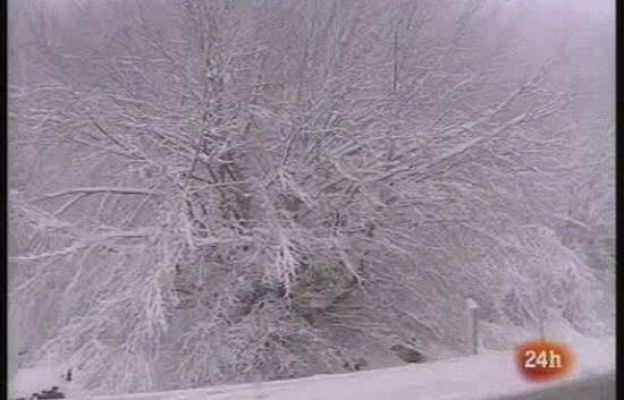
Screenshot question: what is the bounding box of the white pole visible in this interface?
[465,298,479,355]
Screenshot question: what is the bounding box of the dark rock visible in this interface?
[32,387,65,399]
[352,357,368,371]
[38,394,65,400]
[390,344,426,363]
[343,357,368,371]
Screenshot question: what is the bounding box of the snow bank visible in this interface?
[28,334,610,400]
[9,365,85,400]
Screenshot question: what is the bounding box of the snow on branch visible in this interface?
[38,187,160,200]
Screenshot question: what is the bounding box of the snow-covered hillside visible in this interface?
[11,334,614,400]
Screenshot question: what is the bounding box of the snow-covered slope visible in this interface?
[12,335,613,400]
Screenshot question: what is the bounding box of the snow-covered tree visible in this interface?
[9,0,613,393]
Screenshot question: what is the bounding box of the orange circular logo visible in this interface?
[515,341,576,382]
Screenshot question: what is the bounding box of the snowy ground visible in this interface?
[10,333,614,400]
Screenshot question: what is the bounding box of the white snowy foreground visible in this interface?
[12,335,614,400]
